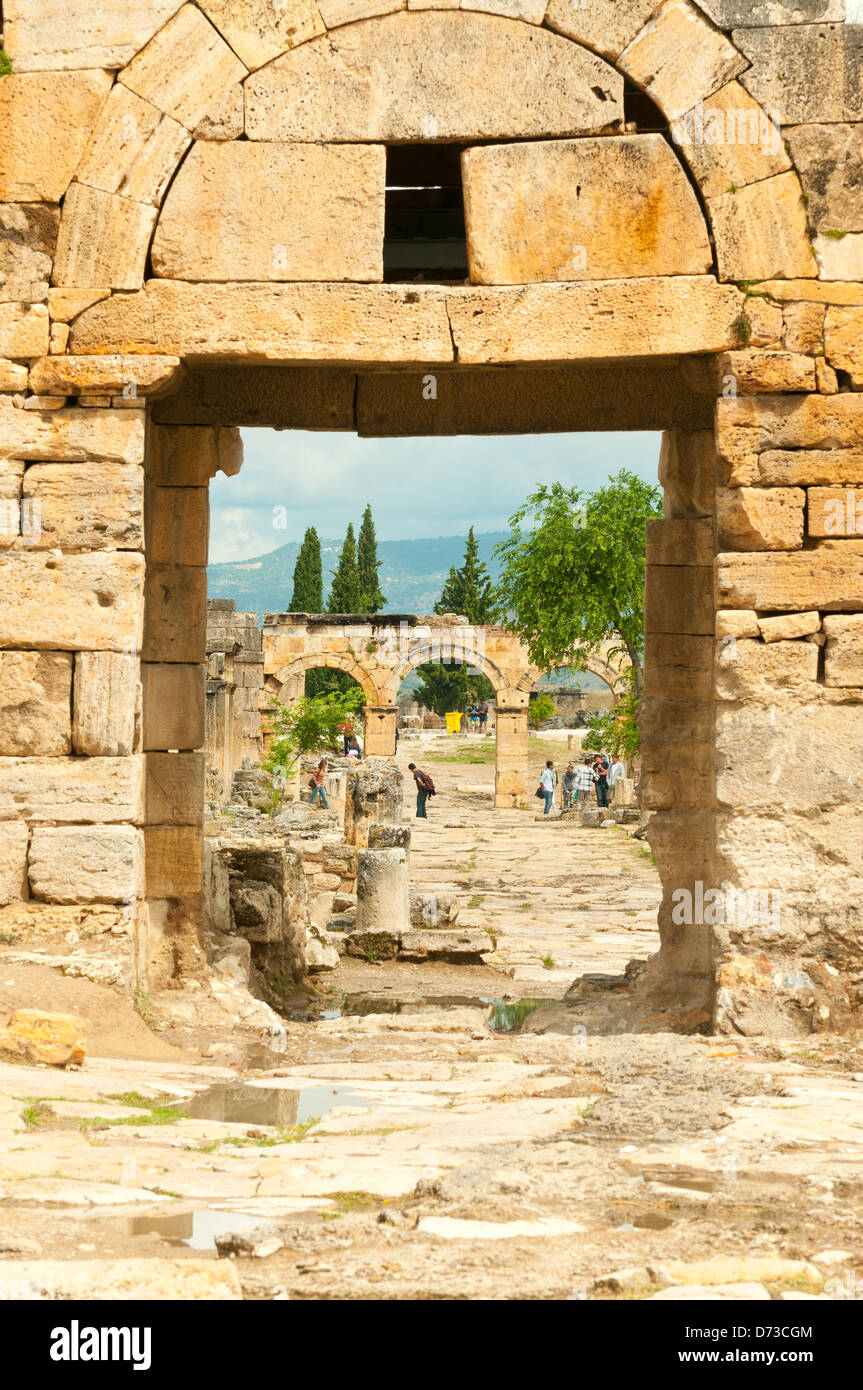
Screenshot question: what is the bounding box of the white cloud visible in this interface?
[208,429,662,564]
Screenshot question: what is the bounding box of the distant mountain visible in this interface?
[207,531,510,619]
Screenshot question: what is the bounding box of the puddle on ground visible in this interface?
[125,1208,263,1252]
[633,1213,674,1230]
[176,1082,379,1126]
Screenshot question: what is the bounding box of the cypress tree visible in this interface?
[357,503,386,612]
[289,527,323,613]
[327,522,362,613]
[434,526,497,624]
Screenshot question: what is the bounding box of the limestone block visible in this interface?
[658,430,716,519]
[398,929,490,962]
[645,517,714,567]
[0,362,28,392]
[735,23,863,125]
[716,486,805,551]
[0,651,73,755]
[145,752,204,825]
[816,358,839,395]
[785,124,863,235]
[22,463,144,550]
[193,86,245,141]
[669,81,790,201]
[0,1010,85,1067]
[149,487,209,567]
[74,85,191,208]
[0,398,144,464]
[462,135,711,284]
[318,0,402,23]
[29,825,142,904]
[618,0,747,122]
[716,545,863,611]
[0,901,127,937]
[0,552,144,651]
[149,424,240,485]
[198,0,324,69]
[0,755,144,823]
[71,281,455,362]
[757,611,820,643]
[52,183,157,292]
[825,307,863,389]
[715,610,760,639]
[714,350,816,395]
[716,700,863,808]
[754,280,863,306]
[0,72,112,200]
[645,564,714,634]
[345,927,400,960]
[73,652,139,756]
[459,0,545,20]
[3,0,184,71]
[0,305,49,358]
[697,0,845,22]
[119,4,248,131]
[783,302,825,357]
[143,566,207,662]
[50,323,70,354]
[142,664,205,750]
[822,615,863,687]
[145,826,203,898]
[643,632,713,700]
[47,289,111,324]
[29,355,181,398]
[0,204,59,303]
[756,450,863,488]
[0,459,23,550]
[245,12,623,142]
[409,892,459,927]
[151,143,386,283]
[0,821,28,906]
[808,487,863,539]
[716,394,863,484]
[707,172,816,282]
[813,232,863,283]
[446,278,744,364]
[544,0,657,60]
[23,397,66,411]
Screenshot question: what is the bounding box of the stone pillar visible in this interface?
[368,821,411,865]
[141,423,240,990]
[356,846,411,935]
[344,758,403,848]
[494,696,529,808]
[363,703,397,757]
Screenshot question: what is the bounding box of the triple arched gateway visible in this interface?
[1,0,862,1033]
[262,611,627,806]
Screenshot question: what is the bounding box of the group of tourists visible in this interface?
[540,751,627,816]
[466,701,489,733]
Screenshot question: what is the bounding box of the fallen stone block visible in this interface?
[345,927,400,961]
[398,929,492,963]
[409,892,459,928]
[0,1009,86,1067]
[214,1226,283,1260]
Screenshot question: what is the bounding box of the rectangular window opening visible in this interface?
[384,144,469,284]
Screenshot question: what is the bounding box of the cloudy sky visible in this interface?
[208,428,662,564]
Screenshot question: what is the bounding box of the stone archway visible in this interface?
[2,1,861,1035]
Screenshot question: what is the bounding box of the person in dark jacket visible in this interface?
[408,763,431,818]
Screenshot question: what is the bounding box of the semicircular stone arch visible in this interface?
[50,3,815,299]
[267,653,383,704]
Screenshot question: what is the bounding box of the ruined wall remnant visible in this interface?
[343,759,404,850]
[205,599,264,804]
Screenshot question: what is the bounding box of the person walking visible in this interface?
[478,700,489,736]
[408,763,433,818]
[574,757,596,805]
[594,751,610,808]
[540,759,557,816]
[308,758,330,810]
[562,761,577,810]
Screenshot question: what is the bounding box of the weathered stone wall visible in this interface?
[0,0,861,1031]
[205,598,264,804]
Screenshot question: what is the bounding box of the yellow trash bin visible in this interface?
[445,711,462,735]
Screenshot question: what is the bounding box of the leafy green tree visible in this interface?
[357,504,386,612]
[494,471,661,702]
[413,526,498,715]
[435,526,497,624]
[263,686,366,812]
[413,664,494,717]
[289,527,323,613]
[327,522,362,613]
[583,673,640,760]
[527,692,557,729]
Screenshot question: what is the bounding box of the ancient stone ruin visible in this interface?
[0,0,861,1039]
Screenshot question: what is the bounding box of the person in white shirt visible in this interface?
[540,760,557,816]
[574,759,597,804]
[608,757,627,798]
